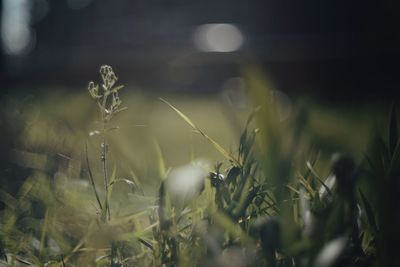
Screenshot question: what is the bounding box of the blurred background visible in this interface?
[0,0,399,192]
[1,0,400,101]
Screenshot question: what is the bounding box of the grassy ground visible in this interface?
[0,67,396,266]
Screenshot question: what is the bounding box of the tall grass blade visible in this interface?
[61,255,66,267]
[104,165,117,220]
[160,98,238,164]
[129,169,145,196]
[39,209,49,255]
[85,143,103,211]
[359,189,378,235]
[153,139,167,179]
[306,161,332,196]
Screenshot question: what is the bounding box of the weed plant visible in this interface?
[0,65,399,267]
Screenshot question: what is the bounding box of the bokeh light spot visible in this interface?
[1,0,33,56]
[193,23,244,52]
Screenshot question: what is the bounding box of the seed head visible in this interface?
[88,81,101,99]
[100,65,118,91]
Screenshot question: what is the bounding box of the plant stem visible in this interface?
[101,138,110,220]
[100,93,110,221]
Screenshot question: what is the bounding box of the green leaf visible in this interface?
[0,189,18,210]
[129,169,145,196]
[85,143,103,211]
[160,98,238,164]
[376,136,390,170]
[138,237,154,250]
[153,139,167,180]
[102,165,116,221]
[221,187,231,206]
[108,178,136,188]
[226,166,240,185]
[306,161,332,196]
[39,209,49,255]
[107,166,117,199]
[359,189,378,235]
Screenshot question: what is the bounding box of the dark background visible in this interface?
[1,0,400,103]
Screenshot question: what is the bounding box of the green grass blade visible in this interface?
[108,179,135,188]
[39,209,49,255]
[160,98,238,164]
[129,169,145,196]
[359,189,378,235]
[0,189,18,210]
[153,139,167,180]
[105,165,117,220]
[306,161,332,196]
[138,238,154,250]
[85,143,103,211]
[159,98,196,129]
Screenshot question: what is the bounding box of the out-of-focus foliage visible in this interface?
[0,66,395,267]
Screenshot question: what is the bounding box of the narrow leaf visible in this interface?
[160,98,238,164]
[359,189,378,235]
[226,166,240,185]
[307,161,333,196]
[153,139,167,179]
[130,169,145,196]
[85,143,103,210]
[138,238,154,250]
[108,179,136,188]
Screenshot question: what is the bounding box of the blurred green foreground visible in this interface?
[0,68,397,266]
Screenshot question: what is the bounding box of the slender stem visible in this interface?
[102,125,108,190]
[102,136,110,220]
[100,93,111,221]
[85,143,103,210]
[61,255,66,267]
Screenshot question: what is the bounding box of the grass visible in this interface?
[0,65,398,266]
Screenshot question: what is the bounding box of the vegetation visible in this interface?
[0,65,398,267]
